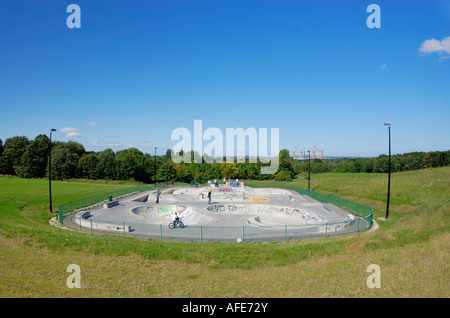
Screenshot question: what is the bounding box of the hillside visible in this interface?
[0,167,448,297]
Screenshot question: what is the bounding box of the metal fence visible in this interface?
[58,182,192,224]
[58,183,373,243]
[64,216,372,243]
[58,183,152,223]
[297,188,373,222]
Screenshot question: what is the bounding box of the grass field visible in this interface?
[0,168,448,297]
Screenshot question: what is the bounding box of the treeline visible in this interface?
[0,136,448,182]
[295,151,450,175]
[0,135,163,183]
[0,135,273,182]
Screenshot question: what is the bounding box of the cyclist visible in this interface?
[172,212,180,225]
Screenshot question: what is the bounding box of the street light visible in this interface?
[384,123,391,219]
[307,150,311,190]
[154,147,157,188]
[48,129,57,213]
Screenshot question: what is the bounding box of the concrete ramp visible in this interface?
[207,204,324,226]
[131,204,213,225]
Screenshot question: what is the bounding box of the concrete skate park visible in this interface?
[62,182,372,243]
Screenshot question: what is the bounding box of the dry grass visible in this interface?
[0,168,449,297]
[1,231,448,298]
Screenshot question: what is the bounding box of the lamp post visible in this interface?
[48,129,57,213]
[154,147,157,188]
[384,123,391,219]
[307,150,311,190]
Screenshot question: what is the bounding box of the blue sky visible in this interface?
[0,0,449,157]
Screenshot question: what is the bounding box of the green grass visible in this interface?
[0,169,449,297]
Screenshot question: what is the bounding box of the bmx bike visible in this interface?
[168,219,184,229]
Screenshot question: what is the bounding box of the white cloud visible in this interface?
[107,143,122,148]
[380,64,387,69]
[85,121,101,126]
[419,36,450,60]
[60,127,82,138]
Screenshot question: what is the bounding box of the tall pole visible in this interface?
[48,129,56,213]
[154,147,157,188]
[307,150,311,190]
[384,123,391,219]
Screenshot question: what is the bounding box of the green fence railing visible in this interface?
[58,181,192,224]
[244,182,374,227]
[58,182,374,242]
[298,188,373,220]
[58,183,155,224]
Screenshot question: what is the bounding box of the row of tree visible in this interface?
[296,151,450,175]
[0,136,448,182]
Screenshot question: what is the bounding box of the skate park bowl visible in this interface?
[58,183,374,243]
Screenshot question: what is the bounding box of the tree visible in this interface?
[244,163,258,179]
[16,134,50,178]
[51,145,80,180]
[278,158,295,177]
[292,160,302,175]
[354,159,366,173]
[373,155,389,173]
[143,154,156,183]
[401,152,424,171]
[115,148,137,180]
[66,141,85,157]
[276,149,296,178]
[163,149,172,162]
[335,160,356,173]
[422,151,447,168]
[274,170,292,181]
[192,164,203,181]
[310,159,328,173]
[97,148,116,180]
[0,136,29,175]
[78,153,100,179]
[175,163,192,183]
[363,158,374,172]
[114,148,146,181]
[220,163,238,179]
[157,163,177,182]
[279,149,290,160]
[203,164,218,181]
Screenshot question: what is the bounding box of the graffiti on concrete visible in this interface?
[207,204,296,214]
[132,205,186,219]
[218,187,233,192]
[206,204,324,224]
[201,192,249,200]
[250,196,271,203]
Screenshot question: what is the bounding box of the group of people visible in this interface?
[157,178,240,222]
[206,178,240,205]
[207,178,240,188]
[207,179,219,187]
[154,188,214,205]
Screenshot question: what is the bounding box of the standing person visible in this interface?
[208,180,211,187]
[156,191,160,203]
[223,177,226,184]
[208,190,212,205]
[214,179,218,187]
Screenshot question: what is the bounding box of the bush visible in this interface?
[274,170,292,181]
